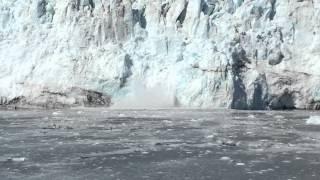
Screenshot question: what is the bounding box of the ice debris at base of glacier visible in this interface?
[1,0,320,110]
[306,116,320,125]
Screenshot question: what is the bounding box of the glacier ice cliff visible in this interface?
[1,0,320,109]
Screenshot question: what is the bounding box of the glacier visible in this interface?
[0,0,320,110]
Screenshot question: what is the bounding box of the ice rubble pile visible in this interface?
[1,0,320,109]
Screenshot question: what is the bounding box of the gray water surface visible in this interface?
[1,109,320,180]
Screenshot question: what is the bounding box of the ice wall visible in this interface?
[0,0,320,109]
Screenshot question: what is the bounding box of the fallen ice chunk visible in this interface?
[190,119,197,122]
[236,162,245,166]
[306,116,320,125]
[163,120,173,124]
[248,114,255,119]
[220,156,231,161]
[9,157,26,162]
[52,111,63,116]
[274,115,284,119]
[118,113,126,117]
[206,134,215,139]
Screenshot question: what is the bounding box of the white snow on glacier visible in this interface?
[1,0,320,109]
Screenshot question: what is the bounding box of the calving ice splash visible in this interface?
[112,80,176,109]
[306,116,320,125]
[1,0,320,110]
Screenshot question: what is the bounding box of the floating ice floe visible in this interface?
[236,162,245,166]
[118,113,126,117]
[220,156,231,161]
[163,120,173,124]
[274,115,285,119]
[306,116,320,125]
[206,134,215,139]
[52,111,63,116]
[8,157,26,162]
[248,114,255,119]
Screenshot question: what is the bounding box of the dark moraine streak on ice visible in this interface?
[1,109,320,180]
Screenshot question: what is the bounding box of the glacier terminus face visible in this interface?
[1,0,320,110]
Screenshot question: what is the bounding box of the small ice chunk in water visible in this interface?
[9,157,26,162]
[163,120,172,124]
[274,115,284,119]
[248,114,255,119]
[118,113,126,117]
[206,134,215,139]
[306,116,320,125]
[220,156,231,161]
[190,119,196,122]
[52,111,62,116]
[236,162,245,166]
